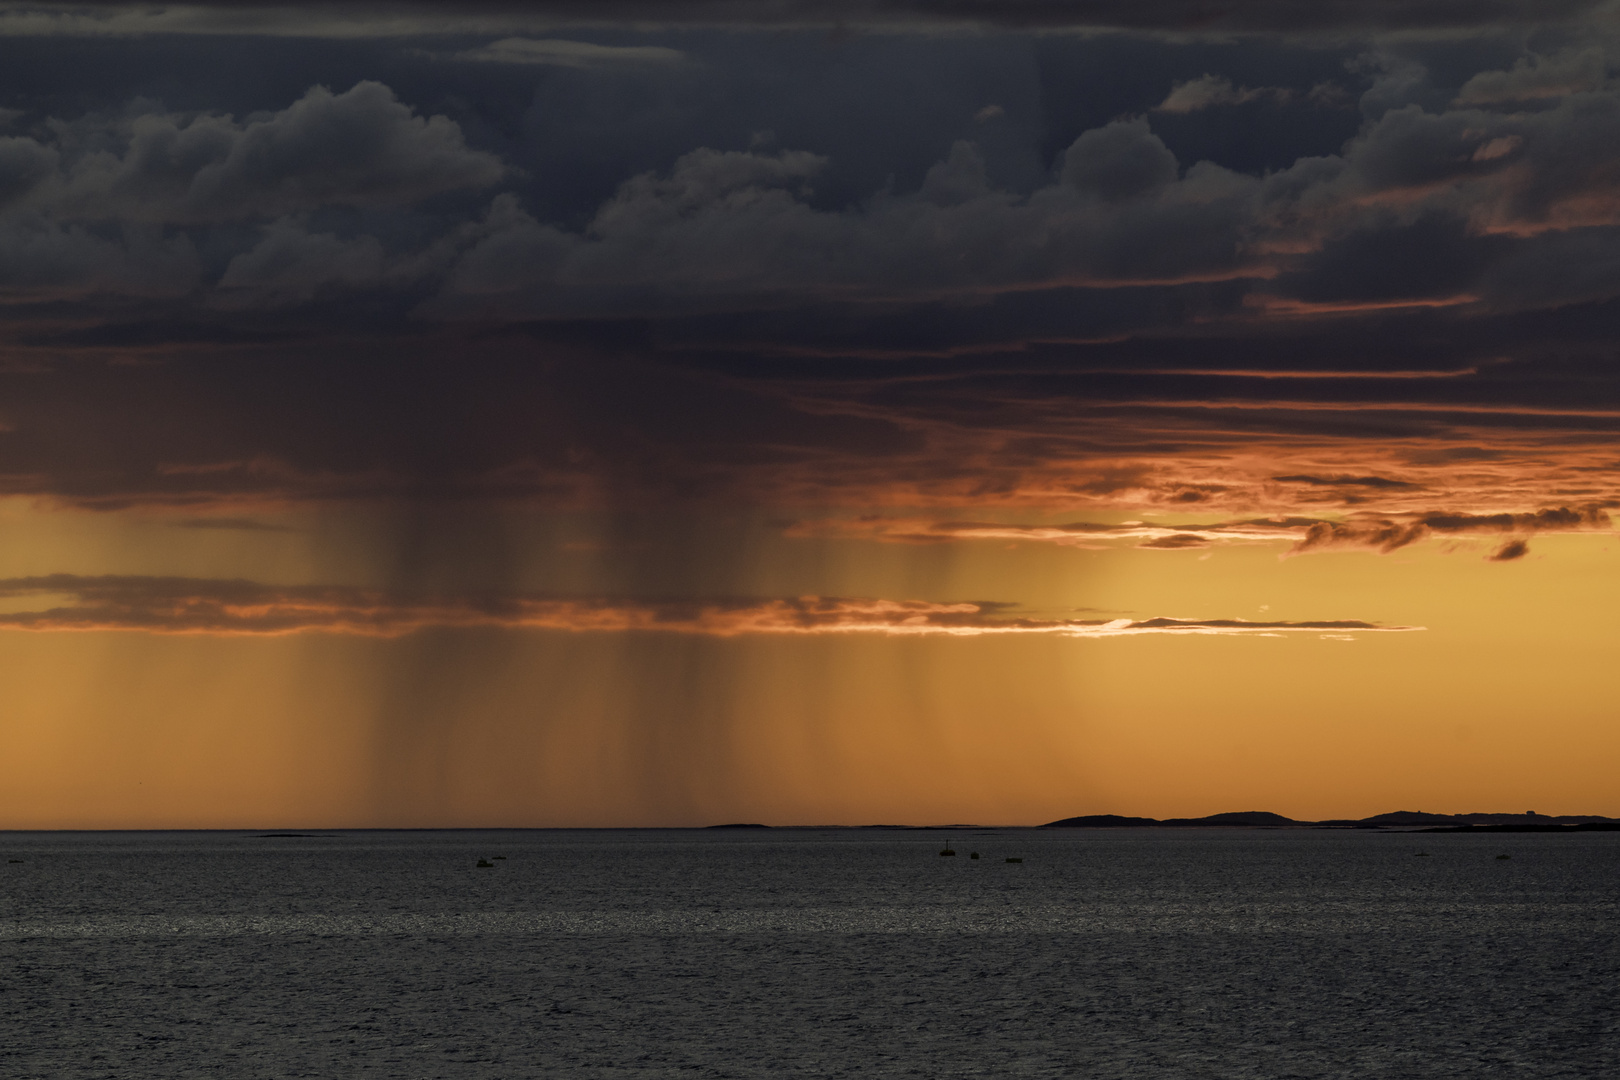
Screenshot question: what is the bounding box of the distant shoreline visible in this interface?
[1039,811,1620,833]
[5,813,1620,834]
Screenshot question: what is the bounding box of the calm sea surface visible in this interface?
[1,828,1616,1078]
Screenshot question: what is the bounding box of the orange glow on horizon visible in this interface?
[0,496,1616,829]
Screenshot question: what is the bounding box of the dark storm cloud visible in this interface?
[10,311,1601,515]
[273,76,1620,316]
[43,81,505,224]
[0,79,501,299]
[1453,46,1609,104]
[424,143,1260,318]
[5,23,1620,319]
[0,15,1619,523]
[1269,214,1513,305]
[497,0,1601,31]
[0,333,923,507]
[0,1,1600,34]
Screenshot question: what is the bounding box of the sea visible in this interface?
[1,828,1616,1078]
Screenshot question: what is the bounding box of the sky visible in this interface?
[3,0,1620,827]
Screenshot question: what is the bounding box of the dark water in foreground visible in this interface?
[1,828,1617,1078]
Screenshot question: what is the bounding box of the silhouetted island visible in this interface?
[1042,810,1620,831]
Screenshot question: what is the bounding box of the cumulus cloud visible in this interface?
[1059,118,1180,200]
[11,55,1620,318]
[0,574,1420,639]
[1454,48,1609,106]
[435,129,1260,315]
[1223,81,1620,312]
[0,80,503,299]
[0,213,199,298]
[214,218,388,307]
[1269,213,1508,307]
[50,81,505,224]
[413,70,1620,319]
[0,136,57,210]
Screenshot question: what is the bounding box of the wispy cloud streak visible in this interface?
[0,575,1419,639]
[1288,505,1612,555]
[794,503,1612,559]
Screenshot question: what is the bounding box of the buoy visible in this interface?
[969,852,980,859]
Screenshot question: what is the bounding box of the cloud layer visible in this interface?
[8,38,1620,314]
[0,2,1602,35]
[0,575,1420,638]
[790,504,1613,560]
[0,18,1618,543]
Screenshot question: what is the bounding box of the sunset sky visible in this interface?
[4,0,1620,827]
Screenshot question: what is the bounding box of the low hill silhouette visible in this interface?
[1043,810,1618,830]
